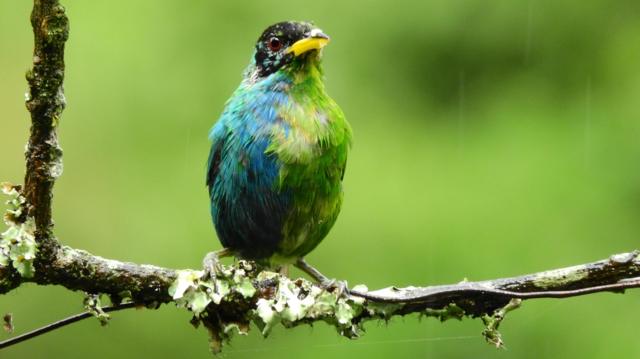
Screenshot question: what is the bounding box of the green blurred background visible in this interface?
[2,0,640,358]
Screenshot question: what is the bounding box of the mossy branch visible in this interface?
[3,0,640,355]
[3,232,640,353]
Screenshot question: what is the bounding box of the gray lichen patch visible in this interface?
[609,251,640,264]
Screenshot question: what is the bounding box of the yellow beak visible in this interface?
[286,29,330,56]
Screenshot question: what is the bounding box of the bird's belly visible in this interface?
[270,162,344,264]
[211,138,290,261]
[212,158,343,266]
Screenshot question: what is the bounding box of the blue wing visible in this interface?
[207,86,292,261]
[206,120,227,194]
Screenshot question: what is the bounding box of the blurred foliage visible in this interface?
[1,0,640,358]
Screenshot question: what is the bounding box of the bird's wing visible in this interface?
[206,122,227,192]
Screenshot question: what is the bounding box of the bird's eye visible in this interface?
[268,37,282,52]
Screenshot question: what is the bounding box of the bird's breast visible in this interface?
[211,75,350,264]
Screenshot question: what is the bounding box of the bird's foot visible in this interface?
[202,248,232,280]
[278,265,290,277]
[319,278,350,298]
[294,257,350,298]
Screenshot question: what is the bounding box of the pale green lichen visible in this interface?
[365,301,403,318]
[255,277,350,335]
[532,266,589,289]
[251,273,367,339]
[169,261,257,316]
[169,262,524,354]
[169,261,259,354]
[0,183,37,278]
[169,262,374,353]
[481,298,522,348]
[84,294,110,326]
[423,303,466,322]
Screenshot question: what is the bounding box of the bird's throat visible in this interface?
[284,52,324,86]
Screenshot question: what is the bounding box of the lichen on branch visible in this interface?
[0,183,37,278]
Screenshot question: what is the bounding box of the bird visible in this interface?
[204,21,352,289]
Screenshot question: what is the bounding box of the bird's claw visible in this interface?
[319,278,350,298]
[202,251,224,280]
[293,258,349,298]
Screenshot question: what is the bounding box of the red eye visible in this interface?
[268,37,282,51]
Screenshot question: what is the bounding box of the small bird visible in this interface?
[205,21,351,287]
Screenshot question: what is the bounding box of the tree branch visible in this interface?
[2,0,640,355]
[3,239,640,352]
[1,0,68,296]
[24,0,66,241]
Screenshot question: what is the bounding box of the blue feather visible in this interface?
[207,73,293,260]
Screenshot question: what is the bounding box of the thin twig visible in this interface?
[0,302,137,350]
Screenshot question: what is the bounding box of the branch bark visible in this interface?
[1,0,68,295]
[2,0,640,355]
[4,240,640,351]
[25,0,66,237]
[23,0,67,286]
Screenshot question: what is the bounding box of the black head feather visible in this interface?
[254,21,316,78]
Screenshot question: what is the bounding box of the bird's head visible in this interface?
[253,21,330,78]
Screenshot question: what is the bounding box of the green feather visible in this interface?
[266,55,352,263]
